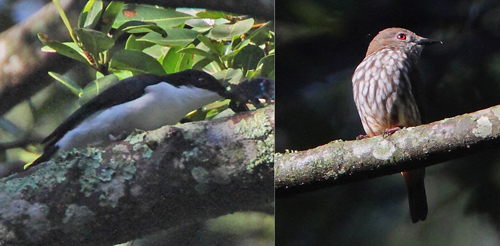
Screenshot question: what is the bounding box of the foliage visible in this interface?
[40,0,274,120]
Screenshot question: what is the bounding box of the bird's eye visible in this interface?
[397,33,406,40]
[198,78,207,84]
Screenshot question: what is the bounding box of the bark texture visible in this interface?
[0,105,274,246]
[275,105,500,197]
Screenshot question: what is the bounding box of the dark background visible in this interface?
[276,0,500,245]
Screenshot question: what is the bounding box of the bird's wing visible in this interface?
[42,74,166,146]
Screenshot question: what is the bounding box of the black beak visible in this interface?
[416,38,443,46]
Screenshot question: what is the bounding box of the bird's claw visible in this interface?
[382,126,401,136]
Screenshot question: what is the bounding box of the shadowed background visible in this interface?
[276,0,500,245]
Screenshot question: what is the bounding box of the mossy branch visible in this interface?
[0,106,274,246]
[275,105,500,197]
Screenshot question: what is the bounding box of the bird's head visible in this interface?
[366,27,442,57]
[167,69,230,98]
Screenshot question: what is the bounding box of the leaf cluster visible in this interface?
[40,0,274,119]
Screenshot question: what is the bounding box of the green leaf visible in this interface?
[209,18,254,40]
[246,21,272,45]
[193,57,216,70]
[52,0,77,43]
[178,46,224,69]
[78,0,103,29]
[125,34,155,51]
[196,10,231,19]
[111,70,133,80]
[75,28,114,56]
[257,54,274,78]
[197,35,222,56]
[177,47,212,58]
[101,1,125,33]
[142,45,166,59]
[232,44,265,74]
[110,49,166,75]
[137,29,199,47]
[213,68,244,85]
[38,33,88,64]
[48,72,83,96]
[162,46,182,73]
[178,46,194,71]
[113,4,192,30]
[79,74,119,105]
[113,21,168,41]
[233,39,251,52]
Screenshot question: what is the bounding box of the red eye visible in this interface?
[397,33,406,40]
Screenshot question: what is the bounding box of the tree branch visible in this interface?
[275,105,500,197]
[0,105,274,246]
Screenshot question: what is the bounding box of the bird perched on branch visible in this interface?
[351,27,442,223]
[25,69,231,170]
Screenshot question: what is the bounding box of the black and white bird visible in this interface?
[25,69,230,169]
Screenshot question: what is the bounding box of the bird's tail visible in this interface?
[402,168,428,223]
[24,145,59,170]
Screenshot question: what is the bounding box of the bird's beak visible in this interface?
[416,38,443,46]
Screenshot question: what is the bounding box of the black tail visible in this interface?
[24,145,59,170]
[402,169,428,223]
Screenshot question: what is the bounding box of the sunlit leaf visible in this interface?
[209,18,254,40]
[162,46,182,73]
[125,34,155,51]
[38,33,88,64]
[178,45,194,71]
[137,29,199,47]
[78,0,103,29]
[142,45,166,59]
[196,10,231,19]
[113,4,192,30]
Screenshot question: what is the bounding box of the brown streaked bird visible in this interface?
[351,27,441,223]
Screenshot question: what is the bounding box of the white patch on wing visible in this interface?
[56,82,223,151]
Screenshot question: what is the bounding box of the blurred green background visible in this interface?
[276,0,500,245]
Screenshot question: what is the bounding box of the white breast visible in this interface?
[56,82,223,151]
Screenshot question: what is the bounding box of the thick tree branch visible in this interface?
[275,105,500,197]
[0,105,274,246]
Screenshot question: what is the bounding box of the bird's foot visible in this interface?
[383,126,401,136]
[356,134,370,140]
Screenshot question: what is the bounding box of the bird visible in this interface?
[25,69,230,170]
[351,27,441,223]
